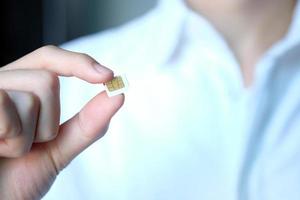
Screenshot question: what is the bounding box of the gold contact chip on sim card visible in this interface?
[104,75,128,97]
[106,76,125,91]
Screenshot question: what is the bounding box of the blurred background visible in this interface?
[0,0,157,66]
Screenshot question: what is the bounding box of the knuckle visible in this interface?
[76,53,94,65]
[46,132,58,141]
[39,45,58,54]
[21,92,39,112]
[0,123,17,138]
[37,70,60,92]
[0,90,21,138]
[0,90,9,107]
[36,45,59,63]
[37,131,58,142]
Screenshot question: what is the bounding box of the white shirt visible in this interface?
[45,0,300,199]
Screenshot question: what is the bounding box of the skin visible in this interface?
[186,0,296,86]
[0,46,124,199]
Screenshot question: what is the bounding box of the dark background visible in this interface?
[0,0,156,66]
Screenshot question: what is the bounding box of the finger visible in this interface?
[1,45,113,84]
[47,92,124,170]
[0,91,39,157]
[0,70,60,142]
[0,90,21,139]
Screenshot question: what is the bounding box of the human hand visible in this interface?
[0,46,124,199]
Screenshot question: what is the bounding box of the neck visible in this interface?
[186,0,296,87]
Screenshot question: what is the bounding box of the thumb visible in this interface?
[46,92,124,171]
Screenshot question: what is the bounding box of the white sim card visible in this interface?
[104,75,129,97]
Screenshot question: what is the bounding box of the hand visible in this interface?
[0,46,124,199]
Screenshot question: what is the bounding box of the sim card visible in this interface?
[104,75,129,97]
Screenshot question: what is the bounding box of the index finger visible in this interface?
[1,45,113,83]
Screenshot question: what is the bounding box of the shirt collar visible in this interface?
[151,0,188,66]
